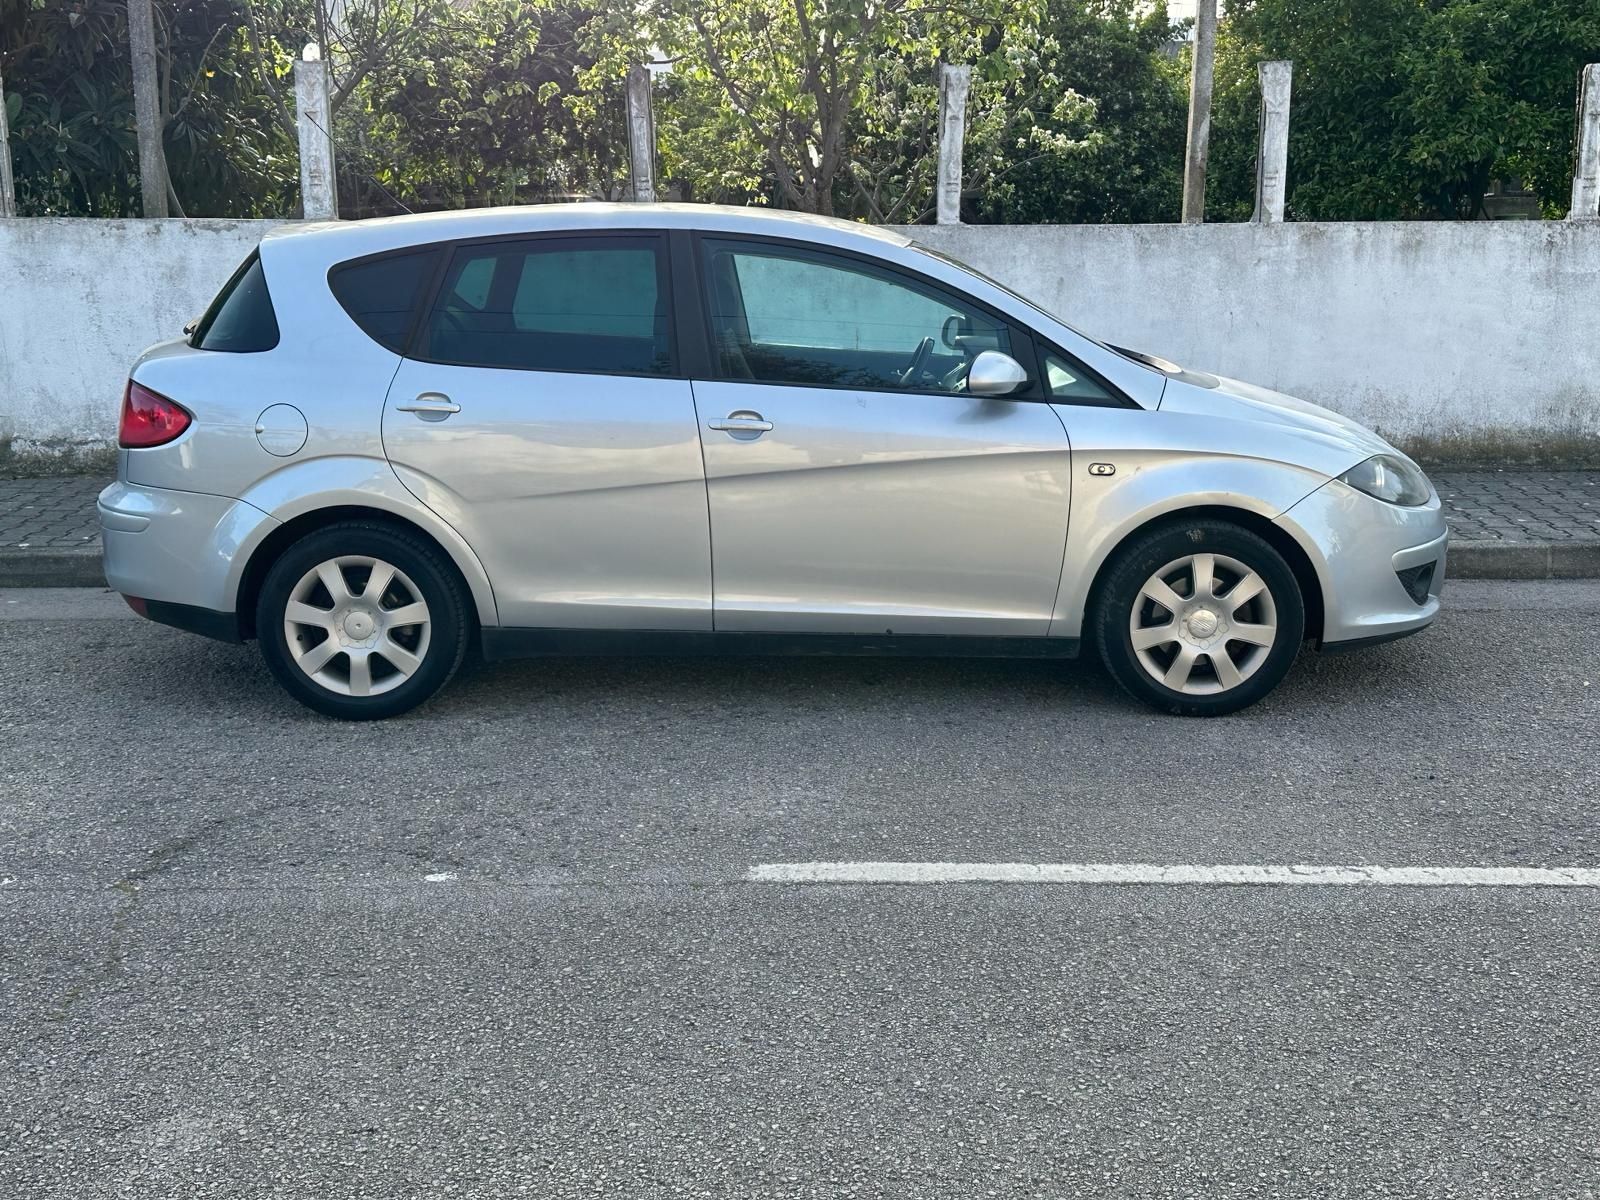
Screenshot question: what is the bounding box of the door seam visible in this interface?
[688,380,720,632]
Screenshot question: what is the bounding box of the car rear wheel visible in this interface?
[1093,519,1305,716]
[256,522,471,719]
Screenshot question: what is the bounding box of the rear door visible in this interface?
[379,233,712,630]
[692,237,1073,637]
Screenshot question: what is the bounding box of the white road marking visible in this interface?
[423,871,458,883]
[747,862,1600,887]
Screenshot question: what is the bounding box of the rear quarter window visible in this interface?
[192,252,280,352]
[329,248,443,353]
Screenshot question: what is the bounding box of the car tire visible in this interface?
[256,521,472,720]
[1092,518,1305,717]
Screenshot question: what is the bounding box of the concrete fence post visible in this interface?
[1570,64,1600,221]
[0,63,16,218]
[626,65,656,203]
[294,48,338,220]
[1181,0,1218,224]
[936,64,972,225]
[1252,60,1293,223]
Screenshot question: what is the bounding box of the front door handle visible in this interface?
[707,411,773,436]
[396,392,460,421]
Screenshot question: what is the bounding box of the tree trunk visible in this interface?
[127,0,170,217]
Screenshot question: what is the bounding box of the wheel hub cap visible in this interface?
[1185,608,1220,639]
[343,610,376,640]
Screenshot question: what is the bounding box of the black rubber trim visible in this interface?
[139,598,243,643]
[482,628,1080,661]
[1319,624,1431,655]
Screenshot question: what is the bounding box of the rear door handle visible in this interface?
[396,392,460,421]
[707,411,773,434]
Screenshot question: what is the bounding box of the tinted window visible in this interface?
[193,253,279,352]
[701,240,1010,393]
[1041,351,1117,404]
[330,248,441,352]
[423,237,672,376]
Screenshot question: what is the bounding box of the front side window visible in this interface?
[701,240,1011,393]
[1041,352,1117,404]
[193,252,280,353]
[422,237,672,376]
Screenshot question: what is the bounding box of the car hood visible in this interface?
[1155,370,1397,477]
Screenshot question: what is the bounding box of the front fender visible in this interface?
[1050,448,1332,638]
[228,455,500,627]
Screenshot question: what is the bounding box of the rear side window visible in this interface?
[329,248,442,353]
[422,236,673,376]
[193,252,279,352]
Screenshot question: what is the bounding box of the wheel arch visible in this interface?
[1081,505,1327,646]
[235,504,496,639]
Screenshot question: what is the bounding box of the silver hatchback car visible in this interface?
[100,204,1446,719]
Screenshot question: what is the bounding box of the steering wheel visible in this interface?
[897,336,936,388]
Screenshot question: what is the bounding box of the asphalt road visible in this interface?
[4,582,1599,1197]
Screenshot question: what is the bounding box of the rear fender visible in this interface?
[229,456,500,627]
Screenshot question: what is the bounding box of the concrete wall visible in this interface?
[0,219,281,470]
[2,216,1597,470]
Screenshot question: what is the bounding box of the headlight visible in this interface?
[1338,454,1432,507]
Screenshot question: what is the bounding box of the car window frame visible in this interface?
[687,230,1135,409]
[326,244,446,354]
[405,230,682,380]
[191,250,281,353]
[690,230,1042,401]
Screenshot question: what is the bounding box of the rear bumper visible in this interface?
[122,594,242,642]
[1277,478,1449,649]
[99,480,278,620]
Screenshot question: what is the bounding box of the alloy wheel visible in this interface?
[282,555,432,697]
[1128,552,1278,695]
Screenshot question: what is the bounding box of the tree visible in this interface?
[655,0,1034,217]
[1208,0,1600,220]
[0,0,296,216]
[333,0,646,214]
[968,0,1188,224]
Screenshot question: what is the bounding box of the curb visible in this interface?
[3,542,1600,590]
[0,549,106,588]
[1449,541,1600,580]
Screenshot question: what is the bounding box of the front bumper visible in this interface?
[99,480,278,629]
[1276,478,1448,650]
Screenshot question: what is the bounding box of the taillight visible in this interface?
[118,380,192,448]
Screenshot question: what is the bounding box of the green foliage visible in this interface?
[3,0,1595,222]
[1,0,296,216]
[337,0,641,213]
[970,0,1188,224]
[653,0,1038,217]
[1210,0,1600,220]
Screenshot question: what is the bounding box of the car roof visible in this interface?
[262,202,913,263]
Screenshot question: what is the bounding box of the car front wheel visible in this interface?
[256,521,472,720]
[1093,519,1305,716]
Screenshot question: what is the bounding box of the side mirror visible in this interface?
[966,350,1029,397]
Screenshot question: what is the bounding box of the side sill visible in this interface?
[481,628,1081,662]
[126,596,244,644]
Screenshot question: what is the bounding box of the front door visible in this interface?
[383,233,712,630]
[693,238,1073,637]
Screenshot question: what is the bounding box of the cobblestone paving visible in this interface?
[2,471,1598,552]
[1432,471,1600,543]
[0,476,107,550]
